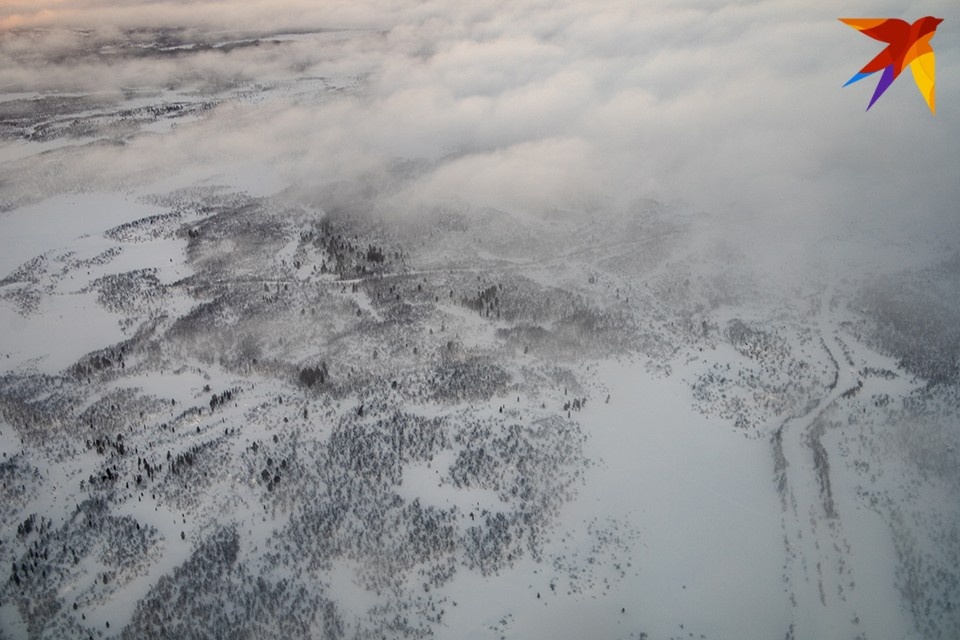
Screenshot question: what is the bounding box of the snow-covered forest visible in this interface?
[1,3,959,639]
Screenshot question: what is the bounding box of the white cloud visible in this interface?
[2,0,957,266]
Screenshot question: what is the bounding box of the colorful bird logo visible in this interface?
[840,16,943,113]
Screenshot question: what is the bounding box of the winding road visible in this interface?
[772,287,869,638]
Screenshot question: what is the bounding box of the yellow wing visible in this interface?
[909,47,936,114]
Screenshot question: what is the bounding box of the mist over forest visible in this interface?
[1,2,958,639]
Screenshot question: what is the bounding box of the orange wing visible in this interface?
[839,18,910,44]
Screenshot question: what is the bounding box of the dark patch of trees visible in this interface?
[208,388,235,412]
[16,513,37,538]
[462,284,502,318]
[366,245,385,263]
[562,397,587,412]
[298,362,329,388]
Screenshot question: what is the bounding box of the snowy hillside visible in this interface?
[2,10,959,640]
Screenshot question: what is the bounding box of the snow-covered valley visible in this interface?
[2,9,959,640]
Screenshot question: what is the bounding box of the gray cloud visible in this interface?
[2,0,958,277]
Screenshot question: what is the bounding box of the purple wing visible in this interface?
[866,65,895,110]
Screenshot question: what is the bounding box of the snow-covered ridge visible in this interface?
[1,15,959,640]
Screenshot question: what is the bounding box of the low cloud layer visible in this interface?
[2,1,958,274]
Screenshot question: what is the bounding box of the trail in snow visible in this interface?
[773,286,909,639]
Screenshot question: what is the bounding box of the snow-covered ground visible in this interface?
[1,17,959,640]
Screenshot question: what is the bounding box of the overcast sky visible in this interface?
[1,1,958,275]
